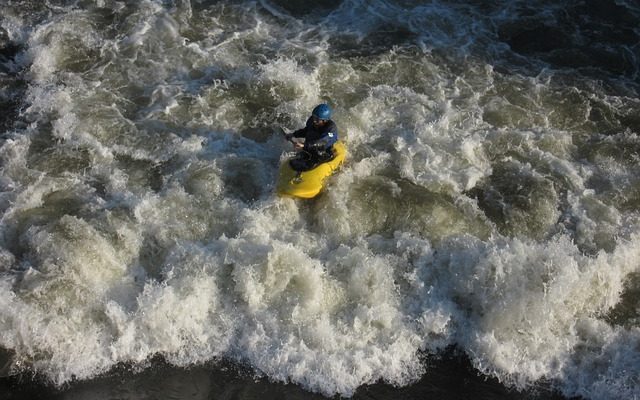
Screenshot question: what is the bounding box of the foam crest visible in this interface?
[105,245,229,366]
[562,321,640,399]
[349,84,491,194]
[0,212,142,383]
[428,234,640,393]
[217,233,430,397]
[259,58,321,123]
[1,1,640,399]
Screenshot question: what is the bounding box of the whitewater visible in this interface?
[1,1,639,399]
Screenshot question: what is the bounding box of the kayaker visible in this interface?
[285,103,338,171]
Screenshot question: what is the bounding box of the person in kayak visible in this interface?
[285,103,338,171]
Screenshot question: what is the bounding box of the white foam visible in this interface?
[425,233,640,396]
[1,1,640,399]
[346,84,492,194]
[259,58,322,124]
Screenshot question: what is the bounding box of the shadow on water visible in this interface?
[258,0,640,91]
[0,348,575,400]
[495,0,640,96]
[467,160,560,242]
[0,28,26,135]
[606,271,640,328]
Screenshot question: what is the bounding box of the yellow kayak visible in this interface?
[277,141,346,199]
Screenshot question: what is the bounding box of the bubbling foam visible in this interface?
[1,1,640,399]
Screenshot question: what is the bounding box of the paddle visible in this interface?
[275,127,290,141]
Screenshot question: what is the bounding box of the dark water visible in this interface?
[0,1,639,399]
[0,351,567,400]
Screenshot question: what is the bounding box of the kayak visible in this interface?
[277,141,346,199]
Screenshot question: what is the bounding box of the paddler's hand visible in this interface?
[293,141,304,150]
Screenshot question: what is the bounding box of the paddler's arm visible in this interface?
[291,117,314,139]
[283,130,305,150]
[306,128,338,150]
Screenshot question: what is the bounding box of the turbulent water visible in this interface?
[1,0,639,399]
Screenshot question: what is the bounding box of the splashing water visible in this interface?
[1,1,639,399]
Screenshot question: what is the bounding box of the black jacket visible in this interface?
[292,117,339,155]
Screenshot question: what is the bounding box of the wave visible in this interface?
[0,0,639,398]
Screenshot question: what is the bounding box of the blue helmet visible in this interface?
[312,103,332,120]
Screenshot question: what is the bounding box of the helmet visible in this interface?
[312,103,332,120]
